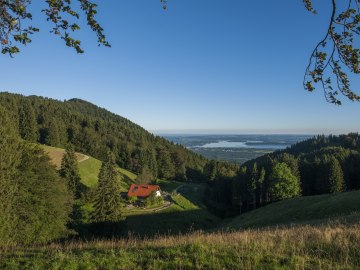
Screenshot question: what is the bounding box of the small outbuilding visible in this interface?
[127,184,161,199]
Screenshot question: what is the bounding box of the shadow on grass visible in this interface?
[86,209,219,239]
[125,209,218,237]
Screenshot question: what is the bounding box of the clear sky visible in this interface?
[1,0,359,134]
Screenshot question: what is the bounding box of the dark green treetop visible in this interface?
[269,162,301,201]
[18,100,37,142]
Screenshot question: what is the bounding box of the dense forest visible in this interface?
[0,92,207,181]
[206,133,360,216]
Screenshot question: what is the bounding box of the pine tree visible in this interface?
[15,145,72,244]
[204,160,218,181]
[0,106,21,244]
[1,106,71,245]
[257,167,266,206]
[18,101,37,142]
[248,163,258,209]
[46,120,61,146]
[135,166,155,184]
[328,157,345,193]
[60,144,82,198]
[92,152,123,223]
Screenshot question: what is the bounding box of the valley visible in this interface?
[0,93,359,269]
[164,134,312,163]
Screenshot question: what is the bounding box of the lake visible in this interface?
[162,134,313,163]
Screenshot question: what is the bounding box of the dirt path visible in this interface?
[77,154,90,163]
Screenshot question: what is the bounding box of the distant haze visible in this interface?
[153,129,358,136]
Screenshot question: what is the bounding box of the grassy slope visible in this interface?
[224,190,360,230]
[2,224,360,269]
[41,144,219,235]
[122,183,220,237]
[40,144,135,190]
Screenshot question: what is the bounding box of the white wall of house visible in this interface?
[155,190,161,197]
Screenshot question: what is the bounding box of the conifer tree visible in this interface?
[15,145,72,244]
[1,106,71,245]
[92,152,123,223]
[0,106,21,244]
[257,167,266,206]
[46,120,61,146]
[328,157,345,193]
[248,163,258,209]
[135,166,155,184]
[18,101,38,142]
[60,144,82,198]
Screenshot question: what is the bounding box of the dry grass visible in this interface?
[1,223,360,269]
[41,145,88,169]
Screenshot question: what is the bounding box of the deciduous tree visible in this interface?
[269,162,301,201]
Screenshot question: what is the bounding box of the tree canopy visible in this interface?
[0,105,72,245]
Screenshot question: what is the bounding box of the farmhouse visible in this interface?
[127,184,161,199]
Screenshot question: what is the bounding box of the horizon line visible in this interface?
[151,129,360,136]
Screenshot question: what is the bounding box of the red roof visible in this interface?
[127,184,161,198]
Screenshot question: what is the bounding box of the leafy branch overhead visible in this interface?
[303,0,360,104]
[0,0,110,56]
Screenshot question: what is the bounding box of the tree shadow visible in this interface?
[122,209,219,238]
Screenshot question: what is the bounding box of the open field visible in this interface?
[122,182,220,237]
[224,190,360,230]
[1,223,359,269]
[41,145,89,169]
[40,144,136,189]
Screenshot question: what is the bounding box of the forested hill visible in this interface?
[242,134,360,193]
[0,92,207,181]
[207,133,360,217]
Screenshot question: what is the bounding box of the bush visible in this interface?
[128,196,138,204]
[144,192,163,208]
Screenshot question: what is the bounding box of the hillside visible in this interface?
[0,92,208,182]
[224,190,360,229]
[2,223,359,269]
[41,144,135,190]
[206,133,360,218]
[40,144,219,235]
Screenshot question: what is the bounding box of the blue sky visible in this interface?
[1,0,359,134]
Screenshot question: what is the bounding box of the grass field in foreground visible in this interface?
[224,190,360,230]
[1,223,359,269]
